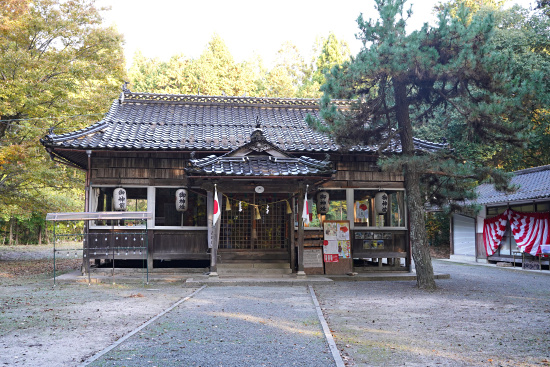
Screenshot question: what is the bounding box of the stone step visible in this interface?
[218,273,296,279]
[217,267,293,275]
[218,262,291,269]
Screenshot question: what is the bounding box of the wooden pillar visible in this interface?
[147,231,154,270]
[297,187,305,275]
[290,196,296,272]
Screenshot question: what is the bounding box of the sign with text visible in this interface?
[323,220,351,262]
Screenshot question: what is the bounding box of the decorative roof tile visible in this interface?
[186,127,334,177]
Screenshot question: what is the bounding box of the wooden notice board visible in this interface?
[323,220,353,274]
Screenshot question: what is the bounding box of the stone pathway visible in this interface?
[85,286,337,367]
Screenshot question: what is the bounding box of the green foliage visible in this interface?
[309,0,548,206]
[127,33,352,99]
[307,0,549,289]
[425,212,450,248]
[0,0,125,223]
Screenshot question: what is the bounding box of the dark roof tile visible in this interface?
[42,92,447,158]
[476,165,550,205]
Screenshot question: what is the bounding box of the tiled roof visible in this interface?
[186,127,334,177]
[476,165,550,205]
[41,91,447,156]
[186,155,333,177]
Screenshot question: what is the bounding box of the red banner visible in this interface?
[324,254,339,263]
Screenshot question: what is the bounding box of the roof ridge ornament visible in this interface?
[119,81,131,104]
[255,115,261,129]
[250,116,265,145]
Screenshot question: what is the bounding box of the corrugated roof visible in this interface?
[476,165,550,205]
[41,91,447,156]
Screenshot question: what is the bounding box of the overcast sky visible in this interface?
[96,0,534,68]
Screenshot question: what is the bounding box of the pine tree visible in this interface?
[308,0,548,289]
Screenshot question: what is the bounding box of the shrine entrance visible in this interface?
[219,193,290,251]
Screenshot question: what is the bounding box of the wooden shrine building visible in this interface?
[41,87,445,275]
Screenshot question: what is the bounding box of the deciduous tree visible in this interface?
[0,0,125,222]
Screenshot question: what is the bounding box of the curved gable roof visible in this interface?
[41,90,447,168]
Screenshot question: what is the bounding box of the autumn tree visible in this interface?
[0,0,125,240]
[308,0,549,289]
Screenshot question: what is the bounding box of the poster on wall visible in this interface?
[356,201,369,220]
[323,220,351,262]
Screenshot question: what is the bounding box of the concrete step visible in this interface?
[449,254,477,263]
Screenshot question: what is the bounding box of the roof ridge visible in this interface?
[513,164,550,175]
[122,91,350,108]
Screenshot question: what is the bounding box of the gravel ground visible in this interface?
[314,260,550,366]
[1,246,550,367]
[88,286,335,367]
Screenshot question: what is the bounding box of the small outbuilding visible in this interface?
[41,87,446,275]
[452,165,550,267]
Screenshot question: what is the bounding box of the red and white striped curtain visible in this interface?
[508,210,550,256]
[483,209,550,256]
[483,211,508,256]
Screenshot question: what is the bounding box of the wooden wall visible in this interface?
[90,152,189,186]
[152,231,209,260]
[323,155,404,189]
[89,152,404,189]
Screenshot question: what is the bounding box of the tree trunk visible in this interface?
[404,166,436,290]
[14,220,19,246]
[38,224,43,245]
[393,80,436,290]
[9,217,14,246]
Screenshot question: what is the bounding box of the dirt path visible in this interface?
[87,286,336,367]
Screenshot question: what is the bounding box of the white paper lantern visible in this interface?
[113,188,127,211]
[316,191,330,214]
[175,188,188,212]
[374,191,389,214]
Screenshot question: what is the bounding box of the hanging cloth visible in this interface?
[508,210,550,256]
[302,189,310,226]
[483,210,508,256]
[213,185,220,226]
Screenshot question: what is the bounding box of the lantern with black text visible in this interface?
[113,188,127,211]
[374,191,388,214]
[175,188,188,212]
[316,191,330,214]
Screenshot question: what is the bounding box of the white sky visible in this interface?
[96,0,534,68]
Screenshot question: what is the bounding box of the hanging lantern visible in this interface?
[113,188,127,211]
[374,191,389,214]
[316,191,330,215]
[175,188,188,212]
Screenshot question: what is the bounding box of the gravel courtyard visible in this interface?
[0,247,549,367]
